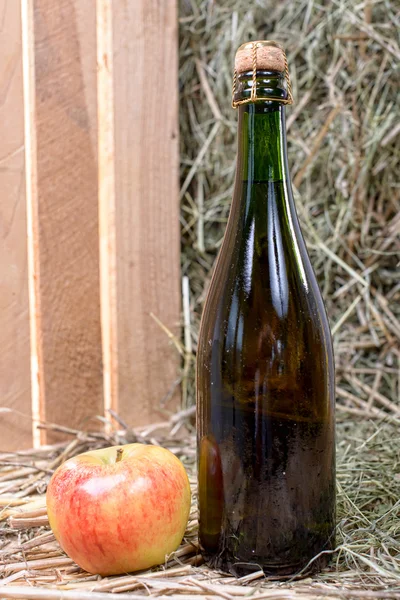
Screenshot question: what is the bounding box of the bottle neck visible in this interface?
[236,102,288,184]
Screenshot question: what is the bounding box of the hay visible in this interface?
[1,0,399,597]
[0,417,400,598]
[178,0,400,588]
[179,0,400,415]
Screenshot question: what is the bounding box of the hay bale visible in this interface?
[179,0,400,417]
[178,0,400,592]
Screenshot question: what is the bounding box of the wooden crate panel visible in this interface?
[24,0,103,443]
[98,0,181,427]
[0,0,32,450]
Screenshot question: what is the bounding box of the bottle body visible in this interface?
[197,101,335,576]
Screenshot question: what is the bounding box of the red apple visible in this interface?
[46,443,191,575]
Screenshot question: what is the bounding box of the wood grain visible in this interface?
[24,0,103,443]
[98,0,181,427]
[0,0,32,449]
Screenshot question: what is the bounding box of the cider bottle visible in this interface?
[196,41,336,576]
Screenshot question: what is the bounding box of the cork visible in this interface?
[234,41,286,74]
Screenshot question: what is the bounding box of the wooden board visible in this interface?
[98,0,181,427]
[23,0,103,443]
[0,0,32,450]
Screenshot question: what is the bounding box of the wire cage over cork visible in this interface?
[232,41,294,108]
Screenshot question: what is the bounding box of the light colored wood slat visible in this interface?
[98,0,181,427]
[23,0,103,443]
[0,0,32,450]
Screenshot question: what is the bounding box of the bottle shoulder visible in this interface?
[199,187,333,360]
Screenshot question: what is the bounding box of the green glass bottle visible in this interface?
[197,41,336,576]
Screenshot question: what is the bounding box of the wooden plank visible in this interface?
[23,0,103,443]
[0,0,32,450]
[98,0,181,426]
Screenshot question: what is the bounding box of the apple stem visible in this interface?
[116,448,124,463]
